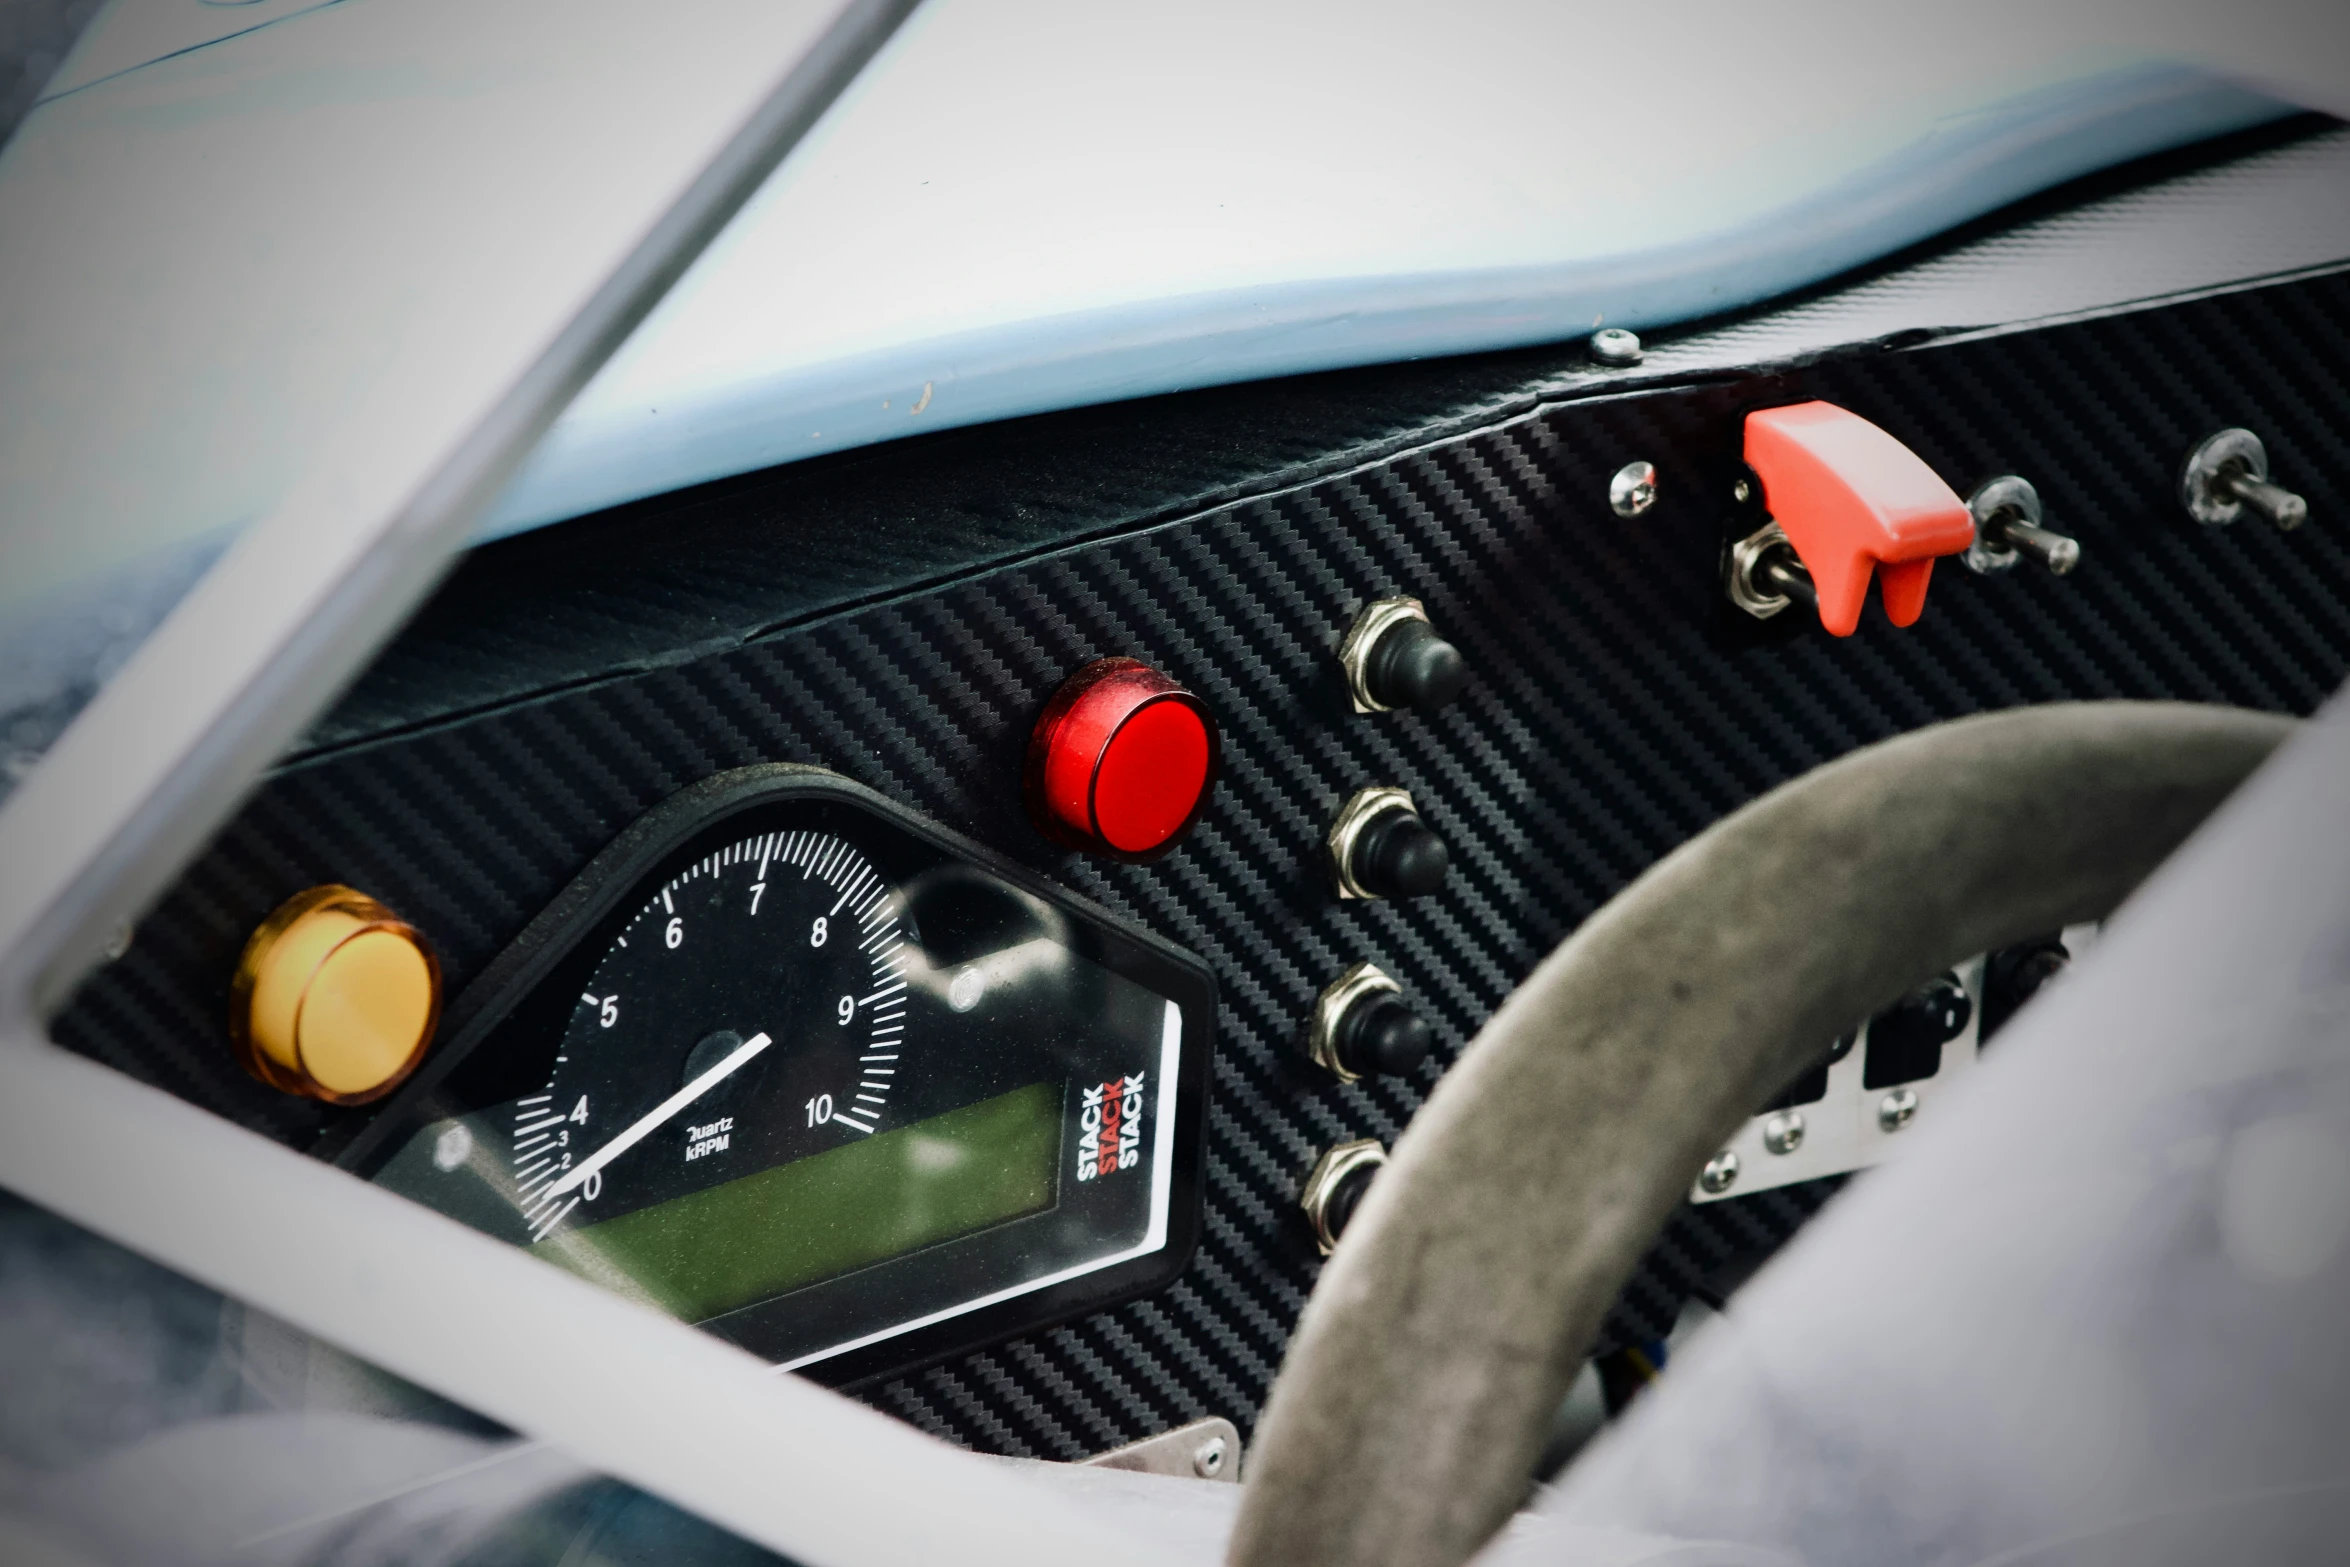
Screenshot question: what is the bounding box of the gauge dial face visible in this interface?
[513,829,903,1244]
[357,772,1214,1381]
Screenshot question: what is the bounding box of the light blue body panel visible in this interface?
[475,1,2287,537]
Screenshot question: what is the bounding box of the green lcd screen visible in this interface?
[537,1082,1062,1322]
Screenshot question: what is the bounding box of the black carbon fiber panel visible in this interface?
[54,267,2350,1460]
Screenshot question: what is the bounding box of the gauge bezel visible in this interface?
[334,764,1216,1388]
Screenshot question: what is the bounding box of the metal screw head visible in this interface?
[1609,460,1658,518]
[1589,327,1644,366]
[1193,1435,1229,1478]
[1762,1111,1806,1155]
[432,1123,475,1172]
[1879,1087,1920,1132]
[1699,1149,1740,1194]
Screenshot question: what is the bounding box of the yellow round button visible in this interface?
[231,885,441,1104]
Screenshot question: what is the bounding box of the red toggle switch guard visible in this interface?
[1744,402,1975,637]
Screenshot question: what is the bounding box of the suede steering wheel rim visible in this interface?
[1229,702,2294,1567]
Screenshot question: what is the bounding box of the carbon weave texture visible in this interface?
[54,270,2350,1459]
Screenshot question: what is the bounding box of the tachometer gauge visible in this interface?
[516,829,908,1249]
[344,766,1214,1383]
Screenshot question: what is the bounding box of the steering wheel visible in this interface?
[1229,702,2292,1567]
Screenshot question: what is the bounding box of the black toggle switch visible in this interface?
[1340,991,1433,1077]
[1301,1138,1387,1255]
[1980,935,2070,1044]
[1309,962,1433,1081]
[1327,788,1449,900]
[1862,971,1972,1088]
[1354,809,1449,898]
[1340,598,1466,714]
[1363,619,1466,713]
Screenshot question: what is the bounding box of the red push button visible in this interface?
[1025,658,1219,859]
[1744,402,1975,637]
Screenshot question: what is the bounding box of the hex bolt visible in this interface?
[1699,1149,1740,1194]
[1878,1087,1920,1132]
[1762,1111,1805,1155]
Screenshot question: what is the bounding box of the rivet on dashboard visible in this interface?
[230,884,441,1105]
[1308,962,1432,1082]
[1588,327,1644,366]
[1609,460,1659,518]
[1326,787,1449,901]
[1878,1087,1921,1132]
[1762,1112,1806,1156]
[1338,598,1465,715]
[1699,1149,1740,1194]
[1302,1138,1387,1255]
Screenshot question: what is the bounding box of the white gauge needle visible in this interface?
[544,1031,771,1200]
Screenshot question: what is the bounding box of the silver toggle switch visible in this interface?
[1725,520,1817,620]
[2180,428,2307,531]
[1964,475,2080,576]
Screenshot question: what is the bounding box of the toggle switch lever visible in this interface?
[2181,428,2307,531]
[1725,520,1817,619]
[1964,476,2080,576]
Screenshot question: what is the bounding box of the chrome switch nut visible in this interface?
[1326,787,1449,900]
[1308,962,1432,1082]
[1301,1138,1387,1255]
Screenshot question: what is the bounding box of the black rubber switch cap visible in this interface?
[1338,992,1433,1078]
[1352,807,1450,899]
[1862,971,1972,1088]
[1365,618,1467,713]
[1322,1161,1379,1243]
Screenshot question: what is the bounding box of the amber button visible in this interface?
[232,885,440,1104]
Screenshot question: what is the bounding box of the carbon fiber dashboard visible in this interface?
[52,181,2350,1457]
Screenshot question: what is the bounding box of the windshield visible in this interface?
[0,0,863,801]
